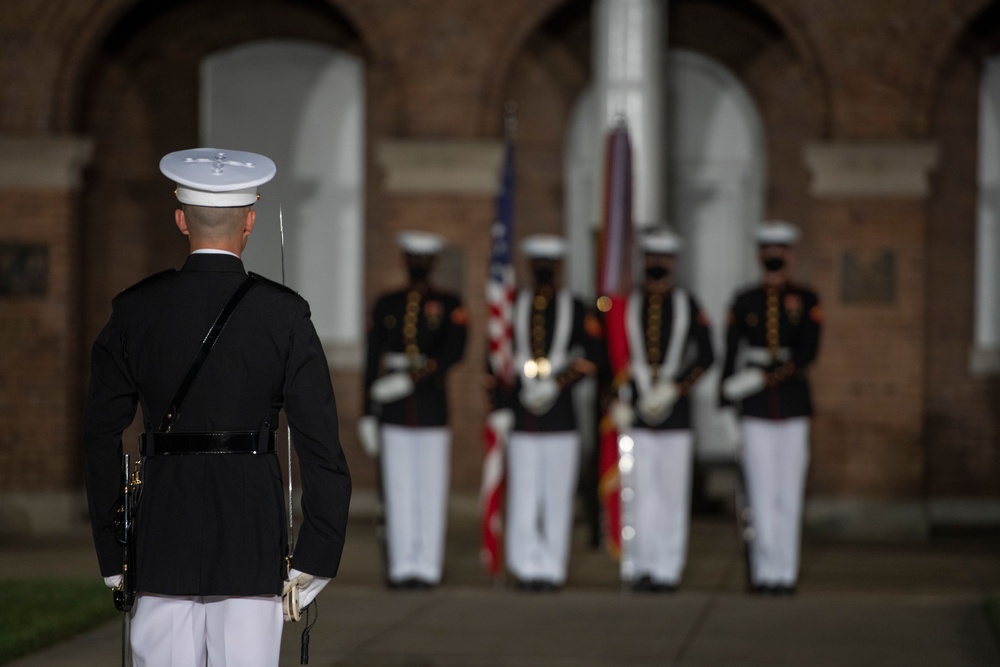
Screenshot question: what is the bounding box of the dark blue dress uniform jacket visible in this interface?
[720,282,822,419]
[363,287,467,427]
[83,253,351,597]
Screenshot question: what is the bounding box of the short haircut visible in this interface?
[181,204,250,237]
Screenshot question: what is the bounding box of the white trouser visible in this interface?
[381,425,451,583]
[741,416,810,587]
[505,431,580,584]
[131,593,282,667]
[630,428,694,584]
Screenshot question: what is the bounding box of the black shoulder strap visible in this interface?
[159,275,260,432]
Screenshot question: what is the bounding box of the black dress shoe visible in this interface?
[771,584,796,596]
[632,575,654,593]
[516,579,538,592]
[536,580,559,592]
[650,581,678,593]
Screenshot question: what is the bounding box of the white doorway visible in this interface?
[201,40,365,367]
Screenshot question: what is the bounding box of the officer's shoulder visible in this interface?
[427,287,462,306]
[248,272,302,298]
[787,282,819,300]
[732,284,763,305]
[115,269,176,301]
[372,289,407,307]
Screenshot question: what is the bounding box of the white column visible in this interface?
[975,56,1000,375]
[593,0,666,228]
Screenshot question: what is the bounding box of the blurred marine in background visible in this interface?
[494,234,605,592]
[610,228,714,592]
[719,220,822,595]
[360,231,468,590]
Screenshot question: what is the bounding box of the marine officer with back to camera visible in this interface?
[83,147,351,665]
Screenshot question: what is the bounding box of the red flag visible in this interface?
[596,123,633,559]
[480,136,515,576]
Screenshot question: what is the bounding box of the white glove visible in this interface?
[282,568,330,622]
[722,368,767,402]
[610,400,634,433]
[103,575,122,589]
[637,383,679,425]
[487,408,514,441]
[370,372,414,404]
[719,407,743,450]
[357,415,380,457]
[519,378,560,416]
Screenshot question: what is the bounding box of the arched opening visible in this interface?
[201,40,365,363]
[565,49,765,462]
[74,0,368,468]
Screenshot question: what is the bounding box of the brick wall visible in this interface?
[0,189,79,492]
[1,0,1000,527]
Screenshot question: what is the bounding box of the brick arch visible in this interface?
[478,0,582,136]
[73,0,375,342]
[485,0,833,257]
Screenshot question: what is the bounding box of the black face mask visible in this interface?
[533,268,555,286]
[763,257,785,272]
[408,266,429,283]
[646,266,669,281]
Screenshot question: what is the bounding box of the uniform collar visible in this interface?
[181,252,246,273]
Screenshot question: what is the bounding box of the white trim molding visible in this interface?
[806,497,1000,540]
[805,498,928,540]
[0,135,93,189]
[376,140,504,194]
[803,142,939,198]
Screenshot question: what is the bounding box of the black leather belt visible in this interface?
[141,430,276,456]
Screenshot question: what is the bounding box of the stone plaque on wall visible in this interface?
[840,250,896,304]
[841,250,895,304]
[0,244,49,296]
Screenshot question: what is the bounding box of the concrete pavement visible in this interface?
[3,492,1000,666]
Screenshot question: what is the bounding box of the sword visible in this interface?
[278,206,318,665]
[280,205,295,571]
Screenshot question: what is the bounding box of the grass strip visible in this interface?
[0,579,119,665]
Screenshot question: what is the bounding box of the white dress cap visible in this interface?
[520,234,567,259]
[640,228,683,255]
[160,148,276,207]
[398,231,445,256]
[755,220,800,245]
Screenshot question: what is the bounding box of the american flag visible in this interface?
[480,136,515,576]
[597,122,634,559]
[486,139,516,384]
